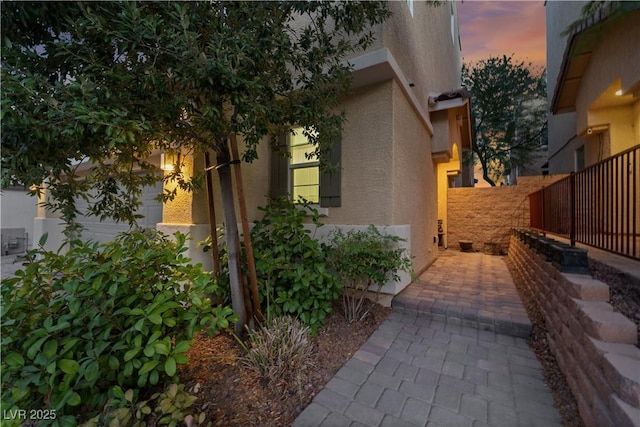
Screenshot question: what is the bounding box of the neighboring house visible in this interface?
[30,1,471,295]
[540,1,640,260]
[4,181,162,255]
[0,187,37,255]
[546,1,640,172]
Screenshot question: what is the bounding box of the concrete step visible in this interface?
[391,295,532,338]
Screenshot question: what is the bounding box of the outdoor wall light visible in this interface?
[615,89,623,96]
[160,152,180,171]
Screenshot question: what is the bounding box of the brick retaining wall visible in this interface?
[509,231,640,427]
[447,175,566,253]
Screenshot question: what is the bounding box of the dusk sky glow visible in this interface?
[458,0,547,71]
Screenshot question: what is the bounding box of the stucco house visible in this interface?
[539,1,639,260]
[0,187,37,256]
[21,1,472,295]
[546,1,640,172]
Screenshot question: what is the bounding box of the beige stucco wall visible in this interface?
[575,13,640,134]
[383,1,461,106]
[1,190,38,252]
[447,175,567,252]
[158,0,464,292]
[322,82,394,225]
[546,1,589,173]
[547,3,640,173]
[587,106,636,156]
[1,190,38,234]
[391,80,439,274]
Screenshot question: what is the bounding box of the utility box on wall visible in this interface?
[1,228,27,255]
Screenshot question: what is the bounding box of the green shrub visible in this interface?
[87,383,209,427]
[327,225,412,322]
[1,230,235,425]
[240,316,314,384]
[250,198,341,334]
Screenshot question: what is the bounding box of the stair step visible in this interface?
[391,295,532,338]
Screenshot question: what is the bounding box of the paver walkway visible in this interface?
[293,251,561,427]
[393,251,532,338]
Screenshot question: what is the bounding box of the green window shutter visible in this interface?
[270,134,289,200]
[319,135,342,207]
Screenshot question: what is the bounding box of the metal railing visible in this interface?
[529,145,639,260]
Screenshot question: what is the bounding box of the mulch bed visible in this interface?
[180,302,391,426]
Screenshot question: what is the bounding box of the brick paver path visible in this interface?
[293,251,561,427]
[393,251,531,338]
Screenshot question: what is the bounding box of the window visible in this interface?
[289,127,320,203]
[270,128,342,207]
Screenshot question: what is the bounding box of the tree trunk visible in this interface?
[474,147,496,187]
[482,169,496,187]
[215,137,247,335]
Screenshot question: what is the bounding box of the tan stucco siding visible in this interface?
[162,139,270,226]
[587,106,637,155]
[546,1,588,173]
[163,153,209,224]
[576,14,640,133]
[383,2,461,110]
[391,80,438,273]
[239,140,272,220]
[324,82,394,225]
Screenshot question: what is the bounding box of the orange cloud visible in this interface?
[459,0,546,71]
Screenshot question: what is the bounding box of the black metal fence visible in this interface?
[529,145,640,260]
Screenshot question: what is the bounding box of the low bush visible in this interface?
[327,225,412,322]
[240,316,314,384]
[92,383,208,427]
[1,230,235,426]
[250,198,341,334]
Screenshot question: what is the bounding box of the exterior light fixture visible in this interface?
[615,89,623,96]
[160,152,179,171]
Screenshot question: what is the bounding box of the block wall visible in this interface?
[509,234,640,427]
[447,175,566,253]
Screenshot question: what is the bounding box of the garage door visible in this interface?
[76,182,163,243]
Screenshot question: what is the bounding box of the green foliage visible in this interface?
[250,198,341,334]
[462,55,547,186]
[1,1,390,230]
[239,316,314,384]
[561,1,629,37]
[86,383,209,427]
[327,226,412,322]
[0,230,235,424]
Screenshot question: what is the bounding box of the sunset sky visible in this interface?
[458,0,547,71]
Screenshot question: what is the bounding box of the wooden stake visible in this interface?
[229,133,263,323]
